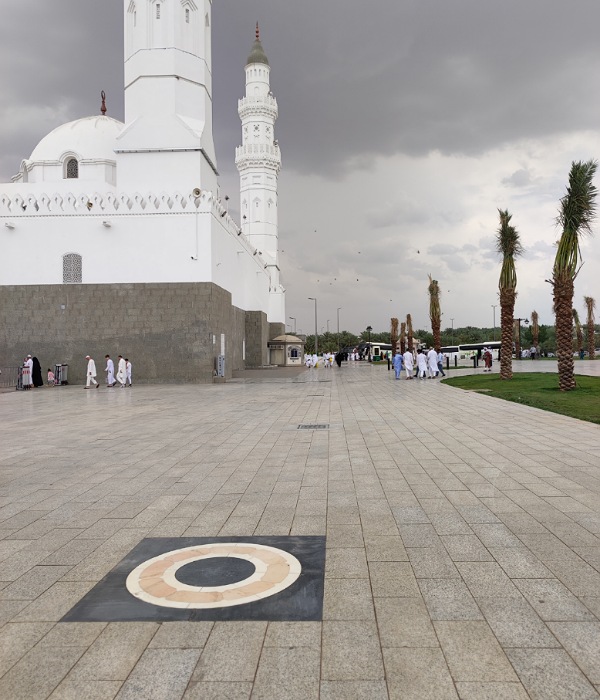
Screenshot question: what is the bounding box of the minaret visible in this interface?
[116,0,218,193]
[236,24,281,269]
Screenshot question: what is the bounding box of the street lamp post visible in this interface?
[289,316,296,335]
[366,325,373,362]
[327,319,330,333]
[450,318,455,346]
[491,305,497,341]
[337,307,342,350]
[308,298,318,355]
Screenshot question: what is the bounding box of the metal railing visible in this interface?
[0,367,19,389]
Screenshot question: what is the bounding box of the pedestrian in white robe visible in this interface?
[125,359,132,386]
[22,356,33,388]
[85,355,99,388]
[416,350,428,379]
[312,353,318,368]
[427,348,438,378]
[116,355,126,388]
[305,355,313,368]
[104,355,115,386]
[403,350,414,379]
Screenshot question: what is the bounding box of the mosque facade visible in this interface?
[0,1,285,383]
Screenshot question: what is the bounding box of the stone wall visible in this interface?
[0,282,269,384]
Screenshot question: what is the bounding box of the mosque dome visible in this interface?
[29,115,124,162]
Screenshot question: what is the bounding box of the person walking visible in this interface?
[416,349,428,379]
[31,356,44,387]
[85,355,99,388]
[104,355,115,386]
[393,352,403,379]
[403,348,413,379]
[437,349,446,377]
[125,358,132,386]
[22,356,33,389]
[116,355,126,388]
[427,347,438,378]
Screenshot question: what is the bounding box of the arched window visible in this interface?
[185,8,190,23]
[156,2,161,18]
[63,253,82,284]
[65,158,79,179]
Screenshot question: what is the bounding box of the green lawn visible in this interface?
[442,372,600,424]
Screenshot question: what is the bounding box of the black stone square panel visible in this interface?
[61,536,326,622]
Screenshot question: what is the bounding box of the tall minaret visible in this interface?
[116,0,218,193]
[236,24,282,271]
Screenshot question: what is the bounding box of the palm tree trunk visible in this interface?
[391,318,399,357]
[554,278,576,391]
[400,322,406,354]
[499,289,515,379]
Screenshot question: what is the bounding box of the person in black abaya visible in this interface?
[31,357,44,387]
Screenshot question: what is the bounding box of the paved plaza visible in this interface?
[1,363,600,699]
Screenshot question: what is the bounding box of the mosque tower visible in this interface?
[236,24,284,323]
[116,0,218,193]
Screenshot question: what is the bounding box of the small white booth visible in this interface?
[268,334,304,367]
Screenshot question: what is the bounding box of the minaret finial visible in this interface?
[256,22,260,41]
[100,90,107,116]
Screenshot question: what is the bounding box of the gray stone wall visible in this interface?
[245,311,269,367]
[269,322,286,340]
[0,283,256,384]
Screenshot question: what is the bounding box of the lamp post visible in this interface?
[366,325,373,362]
[289,316,296,335]
[514,317,529,359]
[327,319,330,333]
[308,298,318,355]
[491,305,497,341]
[337,307,342,350]
[450,318,455,346]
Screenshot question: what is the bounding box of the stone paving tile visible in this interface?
[192,622,266,682]
[419,578,484,621]
[375,596,438,647]
[48,679,122,699]
[514,578,596,621]
[114,648,201,700]
[454,682,530,699]
[251,646,320,700]
[476,596,559,648]
[435,621,519,682]
[383,647,459,699]
[323,578,375,620]
[183,682,252,699]
[148,621,214,649]
[0,621,54,676]
[506,647,599,700]
[548,621,600,683]
[319,680,389,700]
[321,621,384,681]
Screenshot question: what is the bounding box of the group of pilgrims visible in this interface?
[304,352,344,369]
[392,347,447,380]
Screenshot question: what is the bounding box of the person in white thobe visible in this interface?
[85,355,99,388]
[125,359,132,386]
[416,350,428,379]
[22,355,33,388]
[403,350,414,379]
[427,348,438,378]
[116,355,126,388]
[104,355,115,386]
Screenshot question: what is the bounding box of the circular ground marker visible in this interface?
[125,542,302,609]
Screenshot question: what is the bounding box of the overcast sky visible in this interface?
[2,0,600,336]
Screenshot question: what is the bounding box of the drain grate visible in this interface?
[297,424,329,430]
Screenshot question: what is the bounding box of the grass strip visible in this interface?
[442,372,600,424]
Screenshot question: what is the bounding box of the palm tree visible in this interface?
[400,322,406,354]
[573,309,584,357]
[551,160,597,391]
[531,311,539,348]
[428,275,442,349]
[496,209,523,379]
[584,296,596,359]
[406,314,413,353]
[391,318,399,357]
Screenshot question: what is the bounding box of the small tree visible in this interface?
[391,318,399,357]
[406,314,414,353]
[531,311,539,348]
[428,275,442,349]
[584,296,596,359]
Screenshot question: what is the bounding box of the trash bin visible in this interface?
[54,363,69,385]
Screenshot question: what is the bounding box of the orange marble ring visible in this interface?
[126,542,302,609]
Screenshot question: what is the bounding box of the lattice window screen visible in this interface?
[63,253,82,284]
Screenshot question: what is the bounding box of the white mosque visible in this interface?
[0,1,292,383]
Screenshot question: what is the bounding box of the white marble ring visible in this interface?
[126,542,302,609]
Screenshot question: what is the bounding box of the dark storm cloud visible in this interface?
[2,1,599,182]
